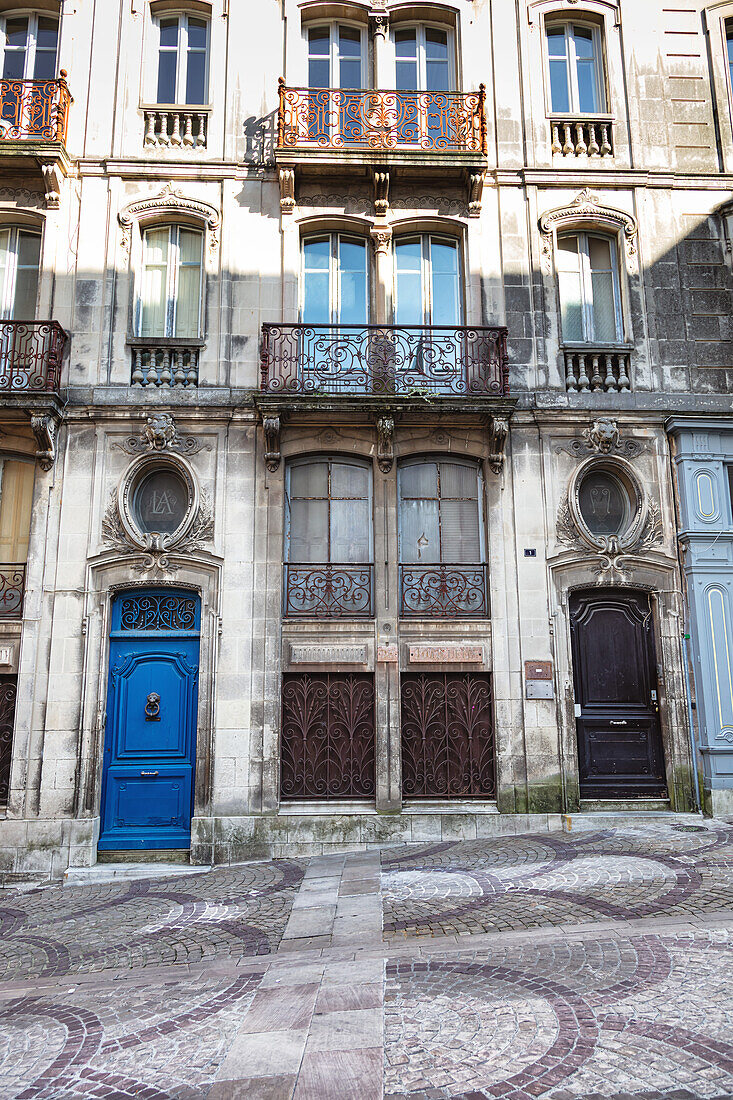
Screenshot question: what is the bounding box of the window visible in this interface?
[286,458,372,564]
[577,467,631,538]
[394,25,452,91]
[137,225,203,339]
[1,13,58,80]
[546,22,605,114]
[307,23,364,89]
[0,228,40,320]
[394,235,461,326]
[556,233,622,344]
[132,466,190,536]
[301,234,369,325]
[727,22,733,99]
[0,458,34,562]
[727,466,733,524]
[156,14,209,105]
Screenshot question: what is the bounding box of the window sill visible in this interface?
[128,337,205,349]
[140,103,212,113]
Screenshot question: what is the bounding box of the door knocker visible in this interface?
[145,692,161,721]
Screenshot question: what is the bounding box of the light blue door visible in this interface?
[98,589,200,851]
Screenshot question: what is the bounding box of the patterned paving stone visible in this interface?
[381,823,733,941]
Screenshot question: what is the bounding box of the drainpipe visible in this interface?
[681,626,702,813]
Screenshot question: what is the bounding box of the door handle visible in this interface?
[610,720,628,726]
[140,770,159,777]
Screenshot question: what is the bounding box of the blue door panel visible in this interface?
[99,589,200,852]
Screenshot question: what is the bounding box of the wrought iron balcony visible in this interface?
[0,321,67,394]
[0,73,71,143]
[400,564,489,619]
[261,324,509,398]
[284,564,373,619]
[277,82,486,154]
[0,564,26,618]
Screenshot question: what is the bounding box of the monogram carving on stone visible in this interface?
[102,489,214,576]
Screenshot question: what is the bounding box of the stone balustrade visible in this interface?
[564,347,632,392]
[143,107,209,149]
[550,117,613,158]
[130,343,200,387]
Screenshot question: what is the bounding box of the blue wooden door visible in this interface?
[99,590,200,851]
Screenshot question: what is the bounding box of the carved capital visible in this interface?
[486,415,509,474]
[279,167,295,215]
[370,224,393,256]
[376,415,394,473]
[263,416,282,472]
[30,413,58,471]
[369,8,389,39]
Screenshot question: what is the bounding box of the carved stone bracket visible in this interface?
[30,413,58,471]
[539,188,638,274]
[263,416,282,471]
[556,417,646,460]
[116,413,210,457]
[279,168,295,215]
[39,161,63,209]
[486,415,509,474]
[376,415,394,473]
[119,182,221,256]
[374,170,390,217]
[467,169,486,218]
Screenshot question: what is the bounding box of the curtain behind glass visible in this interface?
[557,235,584,341]
[174,228,203,337]
[588,236,618,342]
[0,460,34,561]
[140,227,169,337]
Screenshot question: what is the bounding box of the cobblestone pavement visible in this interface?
[0,821,732,1099]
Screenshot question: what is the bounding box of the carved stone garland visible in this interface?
[102,487,215,577]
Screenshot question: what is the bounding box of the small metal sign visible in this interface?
[524,660,553,680]
[377,644,398,663]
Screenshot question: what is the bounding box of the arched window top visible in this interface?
[0,10,58,80]
[118,183,220,256]
[539,189,637,272]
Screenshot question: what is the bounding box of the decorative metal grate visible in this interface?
[401,673,495,798]
[277,83,486,154]
[0,565,26,618]
[284,564,373,618]
[281,673,376,799]
[261,324,509,397]
[400,564,489,619]
[0,321,67,393]
[0,74,71,142]
[0,675,17,804]
[119,594,198,631]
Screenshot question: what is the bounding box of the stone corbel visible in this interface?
[467,169,485,218]
[263,416,282,472]
[374,171,390,217]
[370,223,393,256]
[376,415,394,473]
[279,168,295,216]
[486,415,509,474]
[31,413,58,471]
[40,161,63,209]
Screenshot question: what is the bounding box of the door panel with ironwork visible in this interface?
[281,672,375,799]
[0,674,17,804]
[401,673,495,797]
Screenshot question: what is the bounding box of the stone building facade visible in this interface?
[0,0,730,877]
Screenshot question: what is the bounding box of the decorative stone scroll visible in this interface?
[119,182,220,256]
[30,413,58,471]
[539,188,638,274]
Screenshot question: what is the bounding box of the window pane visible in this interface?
[588,235,612,272]
[440,462,478,499]
[141,228,169,337]
[331,461,369,499]
[559,271,584,341]
[578,471,628,537]
[159,18,179,47]
[572,26,595,59]
[157,52,177,103]
[441,499,481,562]
[400,462,437,499]
[546,28,566,58]
[590,271,617,341]
[549,58,570,113]
[394,239,423,325]
[0,460,34,562]
[185,51,207,104]
[339,24,361,85]
[33,48,57,80]
[395,28,417,90]
[576,60,599,112]
[331,499,370,562]
[302,238,331,323]
[0,230,9,317]
[2,51,24,79]
[338,237,367,325]
[309,27,330,56]
[400,498,440,563]
[4,17,28,48]
[188,18,207,49]
[430,239,460,325]
[288,500,328,562]
[37,17,58,49]
[290,462,328,498]
[12,266,38,319]
[17,232,40,268]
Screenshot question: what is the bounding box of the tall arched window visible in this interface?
[556,232,622,343]
[137,224,203,339]
[393,235,461,327]
[0,227,40,319]
[156,13,209,105]
[284,457,373,618]
[398,459,488,618]
[301,233,369,326]
[394,25,453,91]
[546,21,605,114]
[1,13,58,80]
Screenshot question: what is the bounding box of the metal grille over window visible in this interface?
[0,675,18,804]
[281,673,376,799]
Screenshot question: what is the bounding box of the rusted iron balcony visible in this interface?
[400,564,489,619]
[0,74,71,143]
[0,321,67,394]
[284,564,373,618]
[261,324,509,398]
[278,82,486,154]
[0,564,26,618]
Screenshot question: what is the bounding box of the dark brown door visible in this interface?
[0,674,18,805]
[569,590,667,799]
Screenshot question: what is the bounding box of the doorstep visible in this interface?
[64,863,212,885]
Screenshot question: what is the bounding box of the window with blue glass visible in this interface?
[1,13,58,80]
[156,14,209,106]
[301,234,369,326]
[546,22,605,114]
[393,235,461,327]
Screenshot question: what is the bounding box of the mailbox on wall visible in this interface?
[524,660,554,699]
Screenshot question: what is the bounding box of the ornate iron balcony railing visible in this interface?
[261,324,509,398]
[0,321,67,393]
[284,564,373,618]
[0,564,26,618]
[0,73,71,142]
[400,564,489,619]
[277,81,486,154]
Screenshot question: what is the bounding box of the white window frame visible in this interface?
[300,232,370,325]
[544,20,606,115]
[0,226,40,319]
[557,231,623,344]
[392,234,463,326]
[136,223,204,339]
[0,11,59,80]
[305,21,366,89]
[154,11,210,106]
[391,23,455,91]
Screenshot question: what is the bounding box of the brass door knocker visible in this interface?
[145,692,161,721]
